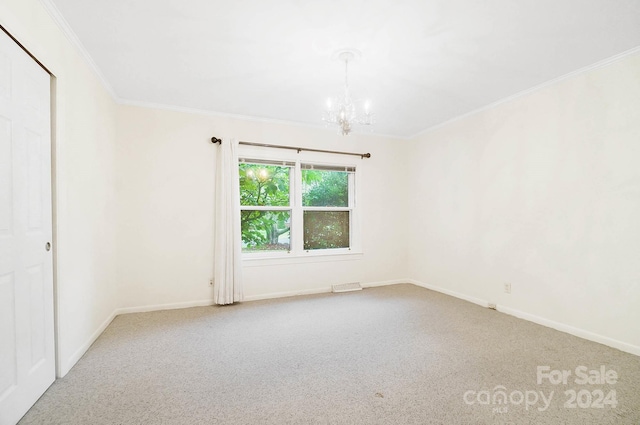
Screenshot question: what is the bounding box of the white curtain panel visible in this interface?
[214,138,243,305]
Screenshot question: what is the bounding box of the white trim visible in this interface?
[59,309,117,377]
[11,0,403,140]
[244,287,332,302]
[244,279,409,301]
[410,45,640,139]
[29,0,640,141]
[37,0,118,99]
[242,251,363,265]
[59,300,213,376]
[497,306,640,357]
[119,99,330,130]
[115,299,214,315]
[361,279,408,288]
[408,279,490,308]
[407,279,640,357]
[6,0,400,141]
[241,156,362,260]
[122,46,640,141]
[118,98,406,140]
[58,279,640,379]
[57,282,406,376]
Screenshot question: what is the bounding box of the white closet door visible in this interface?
[0,29,54,425]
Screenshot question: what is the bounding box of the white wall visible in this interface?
[0,0,119,376]
[407,52,640,354]
[116,105,409,309]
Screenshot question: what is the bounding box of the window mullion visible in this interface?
[302,207,350,212]
[241,206,290,211]
[292,161,303,255]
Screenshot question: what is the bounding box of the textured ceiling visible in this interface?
[49,0,640,137]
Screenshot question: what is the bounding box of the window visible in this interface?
[239,159,357,256]
[239,160,294,253]
[302,165,352,250]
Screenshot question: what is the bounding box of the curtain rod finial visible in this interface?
[211,137,222,144]
[362,153,371,159]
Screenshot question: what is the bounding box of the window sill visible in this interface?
[242,250,363,267]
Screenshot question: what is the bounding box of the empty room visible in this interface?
[1,0,640,424]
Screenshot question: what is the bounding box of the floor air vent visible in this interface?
[332,282,362,293]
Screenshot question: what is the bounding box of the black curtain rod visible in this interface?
[210,137,371,159]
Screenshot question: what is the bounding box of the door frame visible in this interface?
[0,23,60,378]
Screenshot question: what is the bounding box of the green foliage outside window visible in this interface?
[302,170,348,207]
[301,169,350,250]
[239,163,352,252]
[303,211,350,250]
[239,163,290,207]
[239,164,290,251]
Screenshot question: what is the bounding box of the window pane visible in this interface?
[303,211,349,250]
[239,164,290,207]
[302,169,348,207]
[241,210,290,252]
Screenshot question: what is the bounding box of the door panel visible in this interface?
[26,129,43,231]
[0,28,54,425]
[0,116,11,234]
[0,272,17,399]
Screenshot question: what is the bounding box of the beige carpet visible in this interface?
[19,284,640,424]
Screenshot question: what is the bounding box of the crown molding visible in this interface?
[33,0,407,140]
[37,0,407,140]
[410,45,640,140]
[38,0,119,100]
[118,98,409,140]
[45,0,638,142]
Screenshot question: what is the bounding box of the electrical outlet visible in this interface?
[209,279,214,287]
[504,282,511,294]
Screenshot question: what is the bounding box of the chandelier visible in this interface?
[323,49,373,136]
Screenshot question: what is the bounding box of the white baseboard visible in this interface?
[59,309,117,378]
[362,279,408,288]
[244,287,332,302]
[60,278,639,379]
[111,283,407,312]
[244,279,410,302]
[408,279,490,308]
[116,299,215,315]
[60,299,215,376]
[407,279,640,357]
[497,305,640,357]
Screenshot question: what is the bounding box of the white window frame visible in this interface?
[239,159,294,258]
[297,163,356,255]
[239,154,361,261]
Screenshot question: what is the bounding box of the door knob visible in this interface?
[45,242,51,251]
